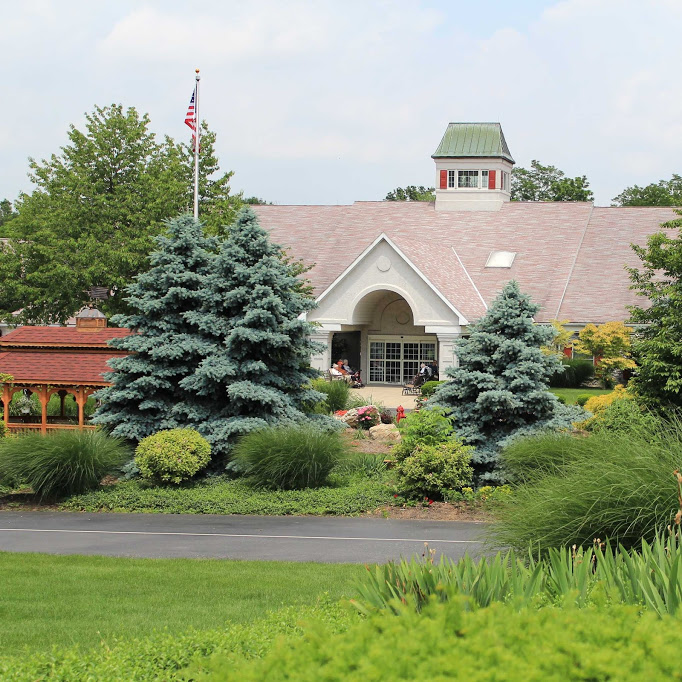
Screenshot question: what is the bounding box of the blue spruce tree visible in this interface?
[180,207,322,457]
[431,281,570,483]
[92,214,216,440]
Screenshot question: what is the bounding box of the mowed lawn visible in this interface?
[0,552,364,655]
[550,387,612,404]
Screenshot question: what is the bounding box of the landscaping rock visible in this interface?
[339,408,360,428]
[369,423,401,442]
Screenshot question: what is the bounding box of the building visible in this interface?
[253,122,677,385]
[0,307,130,433]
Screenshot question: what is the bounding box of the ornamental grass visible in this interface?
[233,425,349,490]
[0,429,130,500]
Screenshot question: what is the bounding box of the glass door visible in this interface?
[368,338,437,384]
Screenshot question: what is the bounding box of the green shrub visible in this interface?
[420,380,445,398]
[395,441,473,500]
[588,397,662,436]
[310,378,349,413]
[63,476,393,515]
[135,428,211,485]
[233,425,347,490]
[0,597,356,682]
[189,597,682,681]
[335,451,387,478]
[392,407,455,461]
[494,422,682,551]
[575,393,593,406]
[0,430,130,500]
[549,358,595,388]
[0,421,6,439]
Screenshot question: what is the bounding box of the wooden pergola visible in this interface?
[0,309,130,434]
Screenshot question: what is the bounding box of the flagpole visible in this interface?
[193,68,201,219]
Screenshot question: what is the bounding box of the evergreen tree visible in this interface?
[628,212,682,409]
[431,281,564,483]
[91,214,216,441]
[179,207,322,457]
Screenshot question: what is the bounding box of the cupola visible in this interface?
[75,306,108,331]
[432,122,515,212]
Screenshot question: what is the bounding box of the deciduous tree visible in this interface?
[385,186,435,201]
[627,211,682,408]
[612,174,682,206]
[511,160,593,202]
[572,321,636,386]
[0,105,242,325]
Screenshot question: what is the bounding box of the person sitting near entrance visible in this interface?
[419,362,432,379]
[333,360,353,383]
[412,362,431,388]
[342,359,363,387]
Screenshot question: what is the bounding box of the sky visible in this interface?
[1,0,681,207]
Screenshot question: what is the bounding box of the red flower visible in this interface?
[393,494,398,498]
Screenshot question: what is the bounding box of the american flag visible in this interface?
[185,90,196,141]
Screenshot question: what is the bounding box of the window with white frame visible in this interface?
[501,171,510,192]
[447,170,456,188]
[458,170,479,188]
[481,170,489,189]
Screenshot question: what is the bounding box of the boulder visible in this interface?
[369,423,401,442]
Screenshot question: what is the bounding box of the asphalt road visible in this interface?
[0,512,486,563]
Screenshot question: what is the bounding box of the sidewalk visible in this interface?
[352,385,418,409]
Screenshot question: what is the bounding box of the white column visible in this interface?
[309,331,334,372]
[423,326,463,376]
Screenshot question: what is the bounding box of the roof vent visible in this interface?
[485,251,516,268]
[76,306,107,332]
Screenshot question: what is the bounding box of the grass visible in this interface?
[233,425,348,490]
[0,552,364,656]
[61,474,393,515]
[0,430,130,499]
[493,421,681,551]
[549,387,611,404]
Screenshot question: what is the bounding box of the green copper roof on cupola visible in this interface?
[432,122,515,164]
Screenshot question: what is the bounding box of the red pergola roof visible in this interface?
[0,326,131,348]
[0,351,125,385]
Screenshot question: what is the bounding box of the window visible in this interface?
[481,170,489,189]
[501,171,510,192]
[485,251,516,268]
[447,170,456,188]
[458,170,479,188]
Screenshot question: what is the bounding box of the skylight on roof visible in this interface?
[485,251,516,268]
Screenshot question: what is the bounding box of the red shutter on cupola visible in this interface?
[488,170,496,190]
[563,346,573,359]
[440,170,447,189]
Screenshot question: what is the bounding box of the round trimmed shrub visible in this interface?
[420,380,445,398]
[233,425,347,490]
[0,430,130,499]
[135,428,211,485]
[395,439,474,500]
[575,393,593,407]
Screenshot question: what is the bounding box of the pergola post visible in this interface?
[38,385,49,435]
[1,384,9,427]
[76,387,86,429]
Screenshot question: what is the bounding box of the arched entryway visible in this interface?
[344,289,438,385]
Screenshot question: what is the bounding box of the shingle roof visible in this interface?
[432,123,514,163]
[0,326,130,348]
[253,202,679,325]
[0,351,124,384]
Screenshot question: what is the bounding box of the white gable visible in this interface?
[310,234,467,326]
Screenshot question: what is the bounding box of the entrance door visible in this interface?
[368,337,437,384]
